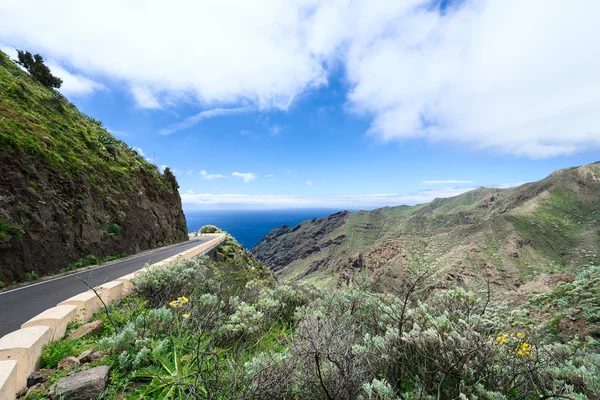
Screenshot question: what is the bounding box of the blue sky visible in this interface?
[1,1,599,210]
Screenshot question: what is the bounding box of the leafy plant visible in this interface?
[40,338,82,369]
[89,117,104,128]
[107,223,120,235]
[59,254,100,273]
[24,271,38,281]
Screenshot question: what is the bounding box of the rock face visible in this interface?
[0,51,188,283]
[52,366,110,400]
[252,211,350,272]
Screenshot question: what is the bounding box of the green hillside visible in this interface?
[0,51,188,283]
[253,162,600,291]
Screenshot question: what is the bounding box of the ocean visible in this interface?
[185,209,345,249]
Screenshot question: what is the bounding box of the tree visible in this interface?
[163,167,179,191]
[16,50,62,89]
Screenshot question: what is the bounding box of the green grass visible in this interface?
[381,203,427,217]
[0,217,22,242]
[40,338,85,369]
[0,50,176,201]
[506,189,592,266]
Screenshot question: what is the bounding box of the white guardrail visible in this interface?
[0,234,226,399]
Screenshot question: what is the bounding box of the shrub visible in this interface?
[107,223,120,235]
[133,258,213,308]
[0,281,4,289]
[60,254,100,273]
[89,117,104,128]
[24,271,38,281]
[200,224,220,234]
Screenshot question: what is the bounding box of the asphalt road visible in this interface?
[0,238,212,337]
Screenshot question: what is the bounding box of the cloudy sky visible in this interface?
[1,0,598,209]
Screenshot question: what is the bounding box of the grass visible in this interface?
[0,50,176,201]
[57,253,128,273]
[0,217,22,242]
[506,189,592,267]
[24,271,38,281]
[381,203,427,217]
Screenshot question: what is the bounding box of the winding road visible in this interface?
[0,238,212,337]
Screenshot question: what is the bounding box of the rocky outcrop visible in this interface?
[252,211,350,271]
[0,50,188,283]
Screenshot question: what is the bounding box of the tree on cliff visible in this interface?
[16,50,63,89]
[163,167,179,191]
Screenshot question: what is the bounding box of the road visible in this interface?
[0,238,212,337]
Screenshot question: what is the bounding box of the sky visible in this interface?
[1,0,599,210]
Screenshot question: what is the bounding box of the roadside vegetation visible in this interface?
[28,234,599,399]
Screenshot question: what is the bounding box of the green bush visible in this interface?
[24,271,38,281]
[133,257,213,308]
[0,281,4,289]
[60,254,100,273]
[107,223,120,235]
[199,224,219,234]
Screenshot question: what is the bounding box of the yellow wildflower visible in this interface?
[515,343,533,358]
[516,333,525,338]
[182,313,190,318]
[169,296,190,308]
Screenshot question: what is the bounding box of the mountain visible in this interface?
[0,51,188,284]
[252,162,600,292]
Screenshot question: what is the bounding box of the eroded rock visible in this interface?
[57,356,80,371]
[52,366,110,400]
[68,320,104,339]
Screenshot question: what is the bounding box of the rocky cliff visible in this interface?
[252,162,600,292]
[0,51,188,283]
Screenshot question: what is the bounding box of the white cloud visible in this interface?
[181,187,475,210]
[0,45,16,59]
[339,0,600,158]
[270,124,283,136]
[240,129,253,135]
[160,107,249,135]
[0,1,327,110]
[306,180,313,186]
[232,172,257,183]
[422,179,475,185]
[132,147,146,157]
[132,146,154,163]
[130,84,161,109]
[46,61,105,96]
[2,1,600,157]
[187,169,195,175]
[200,170,228,180]
[264,174,275,178]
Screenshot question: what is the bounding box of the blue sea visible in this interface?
[185,209,345,249]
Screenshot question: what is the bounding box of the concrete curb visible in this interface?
[0,234,226,397]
